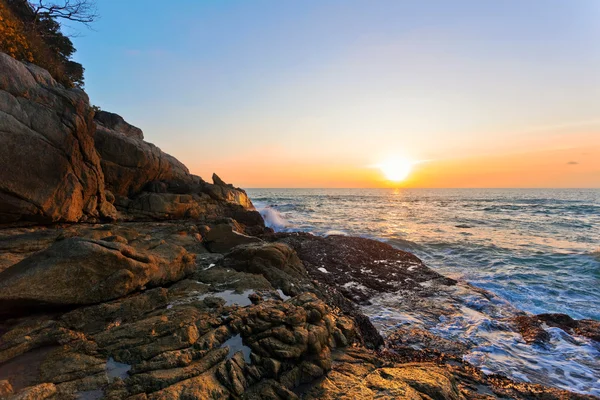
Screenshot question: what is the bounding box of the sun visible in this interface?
[378,157,414,182]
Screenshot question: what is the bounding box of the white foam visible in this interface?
[277,289,291,301]
[362,286,600,396]
[256,205,290,231]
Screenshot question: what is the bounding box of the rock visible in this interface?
[386,327,469,362]
[223,242,309,295]
[212,173,232,187]
[270,233,453,303]
[124,192,208,220]
[514,313,600,343]
[514,315,551,344]
[94,113,190,198]
[204,224,263,253]
[6,383,56,400]
[0,237,195,314]
[94,110,144,140]
[0,380,13,397]
[0,53,116,224]
[303,349,463,400]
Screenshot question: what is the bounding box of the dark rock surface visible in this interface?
[515,313,600,344]
[269,232,455,303]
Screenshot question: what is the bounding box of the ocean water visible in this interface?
[247,188,600,394]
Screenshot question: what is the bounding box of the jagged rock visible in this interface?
[514,313,600,344]
[212,173,230,187]
[124,192,209,220]
[223,242,309,295]
[386,327,469,361]
[514,315,552,344]
[270,233,454,303]
[203,223,263,253]
[6,383,56,400]
[94,110,144,140]
[0,237,195,314]
[0,380,13,397]
[0,53,116,224]
[94,114,191,198]
[305,352,464,400]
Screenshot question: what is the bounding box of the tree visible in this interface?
[1,0,97,87]
[30,0,98,27]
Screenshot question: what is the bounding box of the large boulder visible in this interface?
[222,242,309,296]
[0,237,195,314]
[93,112,260,227]
[94,112,191,197]
[203,223,263,253]
[0,52,116,224]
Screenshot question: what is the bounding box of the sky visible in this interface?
[71,0,600,188]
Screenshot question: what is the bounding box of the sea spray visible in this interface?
[254,202,291,230]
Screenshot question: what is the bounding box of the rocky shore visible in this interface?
[0,52,598,399]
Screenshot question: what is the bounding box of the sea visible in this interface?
[246,188,600,395]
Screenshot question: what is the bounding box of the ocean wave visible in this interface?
[323,230,348,237]
[256,205,291,231]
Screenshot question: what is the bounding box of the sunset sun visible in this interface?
[378,157,414,182]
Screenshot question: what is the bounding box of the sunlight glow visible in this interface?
[378,157,414,182]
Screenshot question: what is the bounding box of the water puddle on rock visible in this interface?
[76,358,131,400]
[198,290,254,306]
[220,334,252,363]
[106,357,131,380]
[277,289,290,301]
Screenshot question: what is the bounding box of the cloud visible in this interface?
[566,161,579,165]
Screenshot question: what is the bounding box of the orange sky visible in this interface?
[187,132,600,188]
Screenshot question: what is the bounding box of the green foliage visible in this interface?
[0,0,87,87]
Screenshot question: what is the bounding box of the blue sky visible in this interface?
[71,1,600,187]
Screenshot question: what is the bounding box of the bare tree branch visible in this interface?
[31,0,98,27]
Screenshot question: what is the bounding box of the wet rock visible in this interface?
[387,327,469,361]
[270,233,454,303]
[514,315,551,344]
[516,313,600,343]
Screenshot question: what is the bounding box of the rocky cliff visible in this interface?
[0,53,598,400]
[0,52,257,229]
[0,52,115,224]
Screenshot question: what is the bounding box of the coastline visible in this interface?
[0,52,599,399]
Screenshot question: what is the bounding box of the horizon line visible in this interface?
[241,187,600,190]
